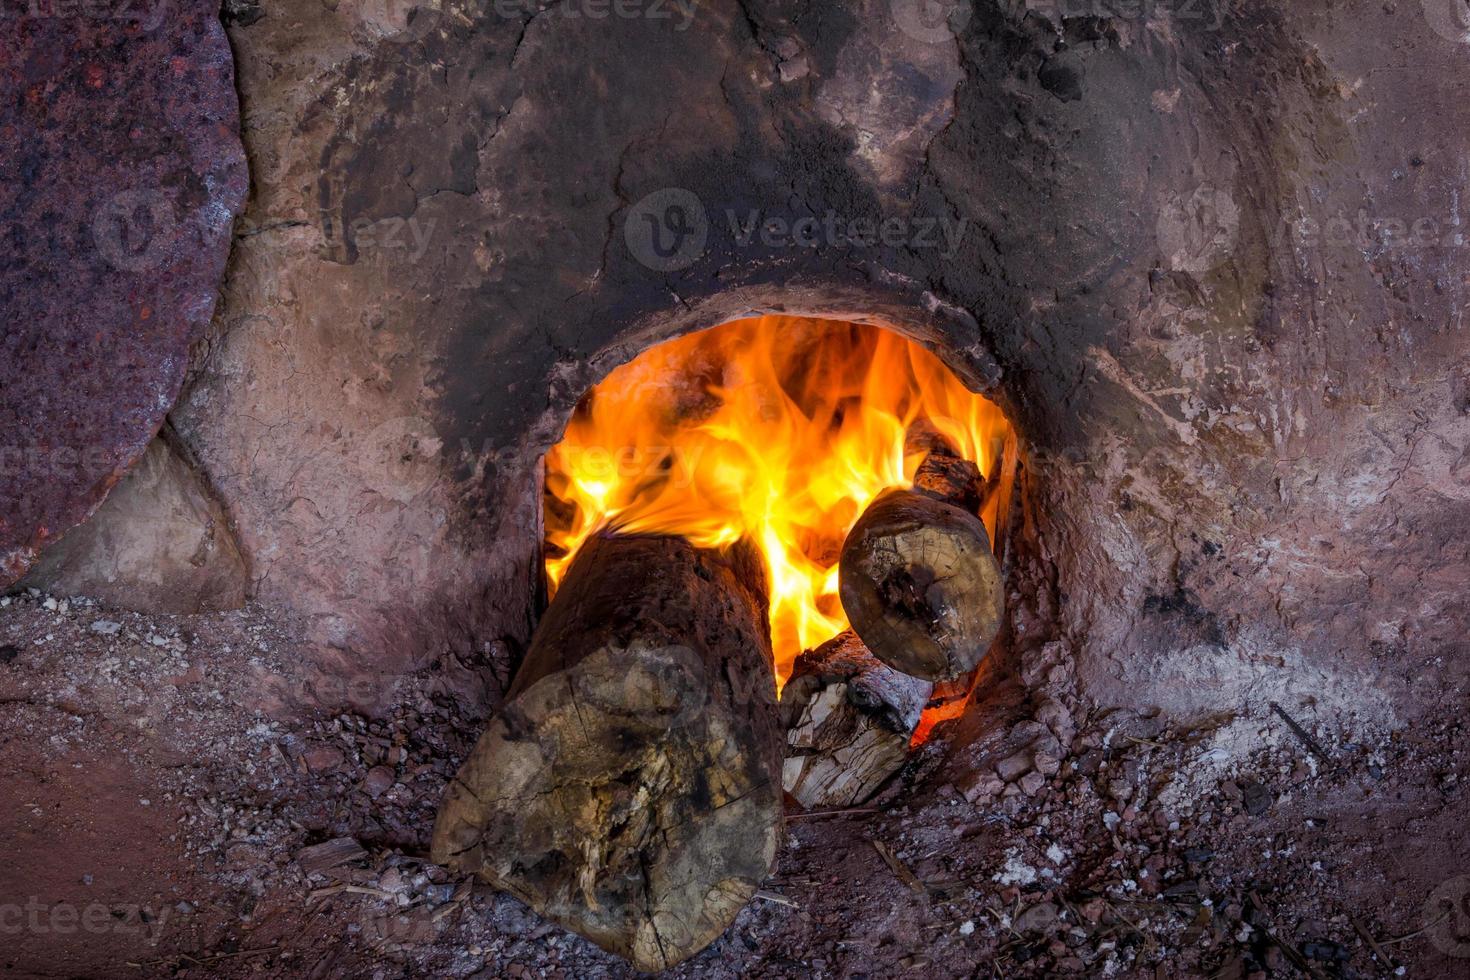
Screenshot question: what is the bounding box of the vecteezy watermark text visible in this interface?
[726,208,969,259]
[1283,209,1467,251]
[554,445,704,491]
[623,187,969,271]
[1022,0,1226,29]
[0,0,169,29]
[335,215,438,262]
[306,214,439,263]
[373,0,698,45]
[0,898,171,936]
[489,0,697,30]
[1156,181,1470,276]
[0,445,116,478]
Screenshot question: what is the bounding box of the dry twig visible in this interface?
[787,806,878,821]
[1269,702,1332,764]
[1381,909,1451,946]
[752,889,799,909]
[1246,891,1327,980]
[1349,914,1396,969]
[128,945,280,969]
[871,839,928,898]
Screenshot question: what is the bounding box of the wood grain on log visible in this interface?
[839,450,1006,681]
[781,630,933,808]
[432,534,783,972]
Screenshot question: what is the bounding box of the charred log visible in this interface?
[781,630,933,808]
[432,533,783,972]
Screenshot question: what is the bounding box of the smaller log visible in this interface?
[911,449,987,514]
[781,630,934,808]
[839,448,1005,681]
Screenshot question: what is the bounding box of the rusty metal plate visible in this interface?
[0,0,246,584]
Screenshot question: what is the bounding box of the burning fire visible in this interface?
[544,315,1011,726]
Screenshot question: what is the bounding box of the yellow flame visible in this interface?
[544,315,1011,694]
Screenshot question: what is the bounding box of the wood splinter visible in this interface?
[839,438,1006,681]
[782,629,934,808]
[432,533,784,973]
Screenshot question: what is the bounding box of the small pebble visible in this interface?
[363,766,396,798]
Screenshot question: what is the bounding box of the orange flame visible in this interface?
[544,315,1010,701]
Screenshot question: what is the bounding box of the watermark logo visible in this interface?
[1422,0,1470,44]
[359,416,443,502]
[1156,184,1240,273]
[555,445,704,491]
[892,0,972,43]
[1424,875,1470,958]
[366,0,442,44]
[575,642,715,724]
[624,188,709,272]
[93,189,175,272]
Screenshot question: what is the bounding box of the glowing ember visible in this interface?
[544,315,1011,729]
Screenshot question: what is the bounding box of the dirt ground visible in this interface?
[1,589,1466,979]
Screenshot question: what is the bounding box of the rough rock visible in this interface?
[363,766,396,799]
[997,750,1036,783]
[20,438,247,614]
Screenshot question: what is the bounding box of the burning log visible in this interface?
[839,447,1005,681]
[781,630,933,808]
[432,533,784,972]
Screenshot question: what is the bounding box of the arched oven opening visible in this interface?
[435,313,1028,970]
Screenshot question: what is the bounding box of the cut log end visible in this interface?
[432,534,783,972]
[781,630,934,808]
[839,478,1005,681]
